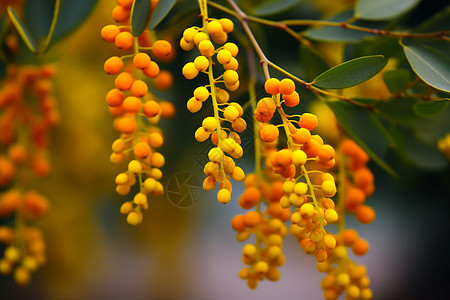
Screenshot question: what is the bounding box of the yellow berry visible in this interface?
[182,62,198,79]
[324,209,338,223]
[202,116,218,132]
[265,78,280,95]
[323,234,336,249]
[194,56,209,71]
[217,188,231,204]
[127,211,142,225]
[223,70,239,85]
[183,27,198,42]
[128,160,142,173]
[223,105,239,121]
[300,203,315,218]
[322,180,337,197]
[187,97,202,113]
[207,20,223,35]
[217,49,232,64]
[255,261,269,274]
[208,147,224,163]
[294,182,308,195]
[279,78,295,95]
[198,40,215,57]
[193,86,209,102]
[219,18,234,33]
[336,273,351,286]
[194,32,208,45]
[120,202,133,214]
[223,42,239,57]
[292,149,307,165]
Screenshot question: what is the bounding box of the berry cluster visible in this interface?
[102,0,175,225]
[256,78,339,263]
[0,64,56,285]
[181,3,245,203]
[232,142,291,288]
[341,139,375,227]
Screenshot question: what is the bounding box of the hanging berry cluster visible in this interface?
[101,0,175,225]
[181,0,245,203]
[0,64,56,285]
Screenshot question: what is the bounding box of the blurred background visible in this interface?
[1,0,450,299]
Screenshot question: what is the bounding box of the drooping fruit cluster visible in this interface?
[232,134,291,289]
[255,77,339,263]
[0,64,56,285]
[181,2,246,203]
[341,139,375,227]
[102,0,175,225]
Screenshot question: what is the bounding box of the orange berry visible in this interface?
[104,56,123,75]
[279,78,295,95]
[115,31,134,50]
[101,25,120,42]
[112,5,130,23]
[260,124,279,143]
[154,70,173,91]
[106,88,125,107]
[23,191,49,218]
[265,78,280,95]
[143,61,160,78]
[355,205,375,224]
[243,211,260,227]
[131,80,148,97]
[159,101,176,118]
[354,168,374,188]
[117,0,133,9]
[302,138,320,158]
[239,187,261,209]
[149,132,163,148]
[318,145,335,161]
[115,116,136,134]
[292,128,311,144]
[352,238,369,255]
[115,72,134,90]
[133,53,151,70]
[282,91,300,107]
[298,113,318,131]
[122,96,141,113]
[342,229,358,245]
[231,215,245,231]
[344,187,365,211]
[276,149,293,167]
[143,100,160,118]
[134,142,151,159]
[31,155,50,177]
[152,40,172,58]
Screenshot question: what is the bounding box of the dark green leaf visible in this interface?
[413,6,450,33]
[382,69,411,93]
[7,7,38,53]
[300,44,328,81]
[375,98,422,123]
[402,40,450,92]
[327,101,396,176]
[355,0,420,21]
[24,0,99,48]
[252,0,303,17]
[148,0,176,30]
[413,100,449,117]
[312,55,387,89]
[131,0,152,37]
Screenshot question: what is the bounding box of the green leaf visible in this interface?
[351,98,379,104]
[382,69,411,93]
[7,7,38,53]
[375,98,422,123]
[312,55,387,89]
[355,0,420,21]
[148,0,176,30]
[402,40,450,92]
[252,0,303,17]
[413,100,449,117]
[131,0,152,37]
[327,101,396,176]
[24,0,99,48]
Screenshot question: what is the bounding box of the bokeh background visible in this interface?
[1,0,450,299]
